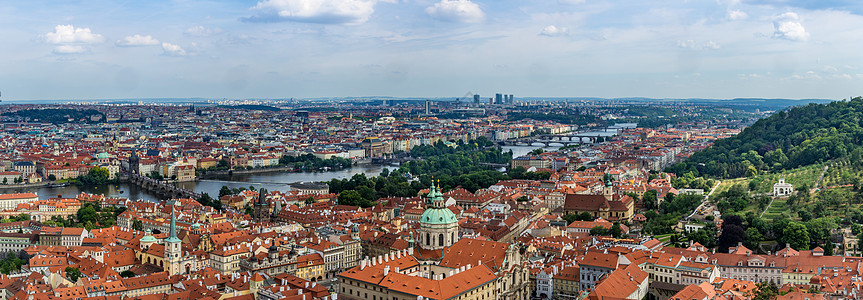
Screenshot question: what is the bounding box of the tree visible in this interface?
[65,266,82,282]
[47,174,56,181]
[120,270,135,278]
[783,222,810,250]
[219,186,234,198]
[305,197,316,205]
[76,205,98,224]
[528,148,545,155]
[718,215,746,252]
[0,251,25,274]
[744,227,763,252]
[642,190,658,210]
[749,281,778,300]
[589,226,610,236]
[217,159,229,169]
[563,214,578,224]
[132,219,143,231]
[798,210,813,222]
[823,242,834,256]
[338,190,367,207]
[610,223,623,238]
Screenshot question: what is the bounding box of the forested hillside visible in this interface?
[669,97,863,178]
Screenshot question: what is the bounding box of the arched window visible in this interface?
[439,234,444,246]
[426,233,430,246]
[452,232,455,243]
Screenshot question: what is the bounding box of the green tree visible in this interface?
[744,227,763,252]
[338,190,366,207]
[132,219,143,231]
[120,270,135,278]
[65,266,82,282]
[589,226,610,236]
[0,251,25,274]
[642,190,658,210]
[783,222,810,250]
[749,281,779,300]
[304,197,316,205]
[76,205,98,224]
[610,223,623,238]
[217,159,229,169]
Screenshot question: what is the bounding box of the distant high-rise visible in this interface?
[495,93,503,104]
[507,94,514,104]
[425,100,431,114]
[473,94,480,105]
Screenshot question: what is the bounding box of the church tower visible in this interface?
[164,201,182,275]
[253,189,270,223]
[128,150,139,175]
[603,176,614,201]
[271,197,282,222]
[417,182,459,251]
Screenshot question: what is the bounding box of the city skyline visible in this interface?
[2,0,863,100]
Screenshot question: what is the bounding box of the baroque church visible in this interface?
[337,183,531,300]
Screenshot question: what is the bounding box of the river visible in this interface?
[19,144,592,202]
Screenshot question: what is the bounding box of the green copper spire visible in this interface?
[165,202,181,243]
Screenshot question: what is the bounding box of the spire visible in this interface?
[166,201,181,243]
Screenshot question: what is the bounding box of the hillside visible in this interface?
[2,109,105,124]
[669,97,863,178]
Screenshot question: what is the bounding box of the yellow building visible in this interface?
[295,253,326,281]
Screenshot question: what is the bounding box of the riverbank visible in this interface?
[197,163,366,180]
[0,181,51,190]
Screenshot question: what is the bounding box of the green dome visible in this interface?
[191,223,201,230]
[98,152,109,159]
[420,207,458,225]
[140,230,157,243]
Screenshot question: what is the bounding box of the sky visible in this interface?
[2,0,863,101]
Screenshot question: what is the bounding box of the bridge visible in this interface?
[124,172,202,200]
[497,127,619,147]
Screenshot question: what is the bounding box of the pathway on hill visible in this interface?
[685,180,721,220]
[759,197,776,218]
[814,165,830,191]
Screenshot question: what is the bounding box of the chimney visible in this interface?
[395,267,400,273]
[384,265,390,276]
[360,260,367,270]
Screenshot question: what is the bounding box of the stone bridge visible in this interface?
[124,172,202,200]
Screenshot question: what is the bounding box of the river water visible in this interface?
[16,144,593,202]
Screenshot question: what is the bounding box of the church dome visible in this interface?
[140,230,157,243]
[420,207,458,225]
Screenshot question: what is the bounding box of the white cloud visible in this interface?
[425,0,485,23]
[539,25,569,37]
[116,34,160,47]
[727,9,747,20]
[677,39,719,50]
[53,45,88,54]
[43,25,104,44]
[248,0,378,25]
[185,26,222,36]
[773,12,809,41]
[162,42,187,56]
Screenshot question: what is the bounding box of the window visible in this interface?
[439,234,444,246]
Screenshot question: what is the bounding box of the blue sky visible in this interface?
[2,0,863,100]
